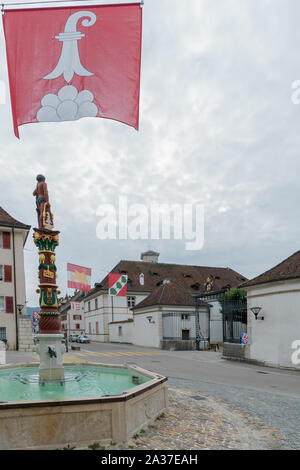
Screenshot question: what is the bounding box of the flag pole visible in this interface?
[111,295,114,322]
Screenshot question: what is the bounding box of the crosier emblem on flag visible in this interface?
[2,3,143,137]
[67,263,91,292]
[108,273,128,297]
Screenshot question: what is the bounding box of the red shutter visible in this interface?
[2,232,11,249]
[5,296,14,313]
[4,265,12,282]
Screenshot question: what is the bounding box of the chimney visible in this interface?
[140,250,160,263]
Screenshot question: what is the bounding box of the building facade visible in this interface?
[82,251,246,348]
[59,292,85,338]
[240,250,300,370]
[0,207,30,350]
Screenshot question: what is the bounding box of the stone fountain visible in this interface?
[0,176,168,450]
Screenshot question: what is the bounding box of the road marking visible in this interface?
[79,350,161,357]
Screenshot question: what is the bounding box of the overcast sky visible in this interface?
[1,0,300,306]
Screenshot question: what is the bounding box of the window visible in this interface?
[4,266,12,283]
[0,266,3,282]
[75,324,80,329]
[88,301,91,312]
[118,326,122,336]
[95,298,98,310]
[0,327,6,341]
[127,296,136,308]
[139,273,144,285]
[2,232,11,250]
[182,329,190,340]
[96,322,99,334]
[181,313,190,320]
[5,296,14,314]
[0,297,4,313]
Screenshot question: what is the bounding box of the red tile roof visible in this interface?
[132,280,211,310]
[86,259,247,298]
[0,206,31,230]
[241,249,300,288]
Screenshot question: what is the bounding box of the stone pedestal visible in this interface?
[36,334,64,383]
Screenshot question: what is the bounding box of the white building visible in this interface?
[0,206,31,350]
[131,280,211,350]
[83,251,246,348]
[238,250,300,369]
[59,291,85,338]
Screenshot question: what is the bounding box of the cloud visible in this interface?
[0,0,300,304]
[36,86,98,122]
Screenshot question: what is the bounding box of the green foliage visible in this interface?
[225,288,246,301]
[218,288,247,303]
[88,442,105,450]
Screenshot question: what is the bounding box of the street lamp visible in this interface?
[17,304,24,315]
[251,307,262,320]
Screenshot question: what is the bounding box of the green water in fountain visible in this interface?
[0,366,150,402]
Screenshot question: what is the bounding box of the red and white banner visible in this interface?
[108,273,128,296]
[67,263,91,292]
[71,302,81,311]
[3,3,143,137]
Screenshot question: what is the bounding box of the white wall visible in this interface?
[208,299,223,343]
[109,321,133,344]
[133,310,162,348]
[0,228,27,349]
[247,279,300,369]
[84,292,148,342]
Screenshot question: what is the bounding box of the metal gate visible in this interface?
[221,299,247,343]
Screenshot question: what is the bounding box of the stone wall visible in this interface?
[222,342,249,361]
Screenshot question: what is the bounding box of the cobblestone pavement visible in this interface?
[89,386,289,451]
[168,378,300,449]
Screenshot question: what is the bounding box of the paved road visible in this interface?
[6,342,300,448]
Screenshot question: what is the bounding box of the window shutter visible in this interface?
[2,232,11,249]
[4,265,12,283]
[5,296,14,313]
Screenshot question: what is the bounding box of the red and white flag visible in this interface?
[3,3,143,138]
[67,263,91,292]
[108,273,128,296]
[71,302,81,311]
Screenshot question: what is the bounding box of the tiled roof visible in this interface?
[132,280,211,310]
[241,249,300,288]
[85,259,247,299]
[0,206,31,230]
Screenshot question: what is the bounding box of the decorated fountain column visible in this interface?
[33,175,64,383]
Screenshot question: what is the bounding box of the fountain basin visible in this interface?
[0,362,168,450]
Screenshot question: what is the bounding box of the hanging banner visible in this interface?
[67,263,91,292]
[71,302,81,311]
[3,3,143,137]
[108,273,128,296]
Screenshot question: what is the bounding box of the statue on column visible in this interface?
[33,175,61,335]
[33,174,54,230]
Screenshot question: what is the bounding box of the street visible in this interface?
[6,342,300,449]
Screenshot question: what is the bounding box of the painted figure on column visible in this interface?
[33,175,64,382]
